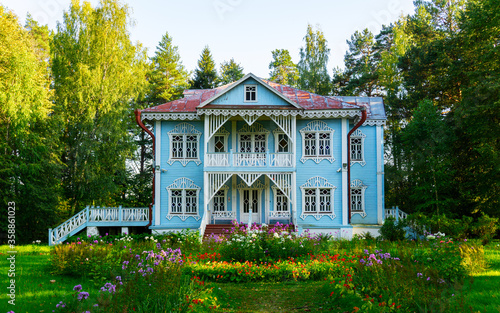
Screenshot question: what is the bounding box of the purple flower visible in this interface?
[77,291,89,301]
[427,277,431,281]
[73,284,82,291]
[116,276,121,281]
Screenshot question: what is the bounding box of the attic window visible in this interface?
[245,85,257,102]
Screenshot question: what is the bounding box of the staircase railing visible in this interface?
[49,206,89,246]
[385,206,408,222]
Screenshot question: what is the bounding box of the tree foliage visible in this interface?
[268,49,299,87]
[51,0,148,214]
[297,24,330,95]
[149,31,189,104]
[218,58,244,85]
[0,7,62,242]
[190,46,218,89]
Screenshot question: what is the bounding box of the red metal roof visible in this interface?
[141,77,361,113]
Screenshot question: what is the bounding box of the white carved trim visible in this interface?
[350,179,368,218]
[199,109,302,117]
[270,115,293,143]
[299,121,335,164]
[237,173,263,187]
[301,110,361,119]
[350,129,366,167]
[166,177,201,221]
[142,112,200,120]
[299,176,336,220]
[363,119,386,126]
[241,114,259,126]
[237,122,270,134]
[269,211,291,219]
[212,211,236,220]
[207,173,233,204]
[236,178,266,190]
[167,123,202,166]
[267,173,292,202]
[207,114,231,142]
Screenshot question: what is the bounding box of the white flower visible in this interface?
[427,235,436,240]
[273,233,279,238]
[251,233,257,238]
[145,236,149,240]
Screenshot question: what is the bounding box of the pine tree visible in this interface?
[191,46,218,89]
[268,49,299,86]
[218,58,244,85]
[297,24,331,95]
[149,32,189,104]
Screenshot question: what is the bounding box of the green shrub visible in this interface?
[471,214,498,245]
[379,216,406,241]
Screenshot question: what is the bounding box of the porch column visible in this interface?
[341,118,348,226]
[155,121,161,226]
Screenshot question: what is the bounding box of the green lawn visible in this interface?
[465,243,500,313]
[1,242,499,312]
[0,245,100,313]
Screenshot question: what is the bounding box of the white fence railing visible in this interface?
[49,206,149,245]
[205,151,293,168]
[385,206,408,221]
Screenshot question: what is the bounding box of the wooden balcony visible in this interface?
[205,151,293,168]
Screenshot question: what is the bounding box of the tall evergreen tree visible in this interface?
[297,24,331,95]
[51,0,148,214]
[190,46,218,89]
[149,32,189,104]
[332,28,381,97]
[268,49,299,87]
[218,58,244,85]
[0,7,62,242]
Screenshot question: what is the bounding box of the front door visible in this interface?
[241,189,260,223]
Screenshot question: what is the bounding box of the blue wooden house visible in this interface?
[48,73,387,244]
[136,73,386,238]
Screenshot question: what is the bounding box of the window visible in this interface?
[273,131,290,153]
[350,179,367,218]
[274,188,288,212]
[300,176,336,220]
[213,189,226,212]
[168,123,202,166]
[237,123,269,154]
[166,178,201,221]
[299,121,335,164]
[350,129,366,166]
[244,85,257,102]
[214,135,226,153]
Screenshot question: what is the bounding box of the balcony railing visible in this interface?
[205,151,293,167]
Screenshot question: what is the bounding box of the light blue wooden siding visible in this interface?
[295,119,343,227]
[159,121,205,228]
[350,125,378,224]
[211,78,291,106]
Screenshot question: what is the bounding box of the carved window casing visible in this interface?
[351,179,368,218]
[350,129,366,166]
[244,85,257,102]
[300,176,336,220]
[166,178,201,221]
[167,123,202,166]
[299,121,335,164]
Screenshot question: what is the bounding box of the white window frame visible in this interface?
[244,84,257,102]
[273,129,291,153]
[299,121,335,164]
[351,179,368,218]
[300,176,336,220]
[211,184,229,212]
[166,177,201,221]
[167,123,202,166]
[237,123,270,153]
[209,127,229,153]
[350,129,366,166]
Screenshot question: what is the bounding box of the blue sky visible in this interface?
[3,0,415,78]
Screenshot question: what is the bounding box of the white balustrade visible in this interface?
[234,152,267,167]
[270,153,293,167]
[212,211,236,220]
[269,211,291,219]
[205,153,230,166]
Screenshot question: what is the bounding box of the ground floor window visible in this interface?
[351,179,367,218]
[166,178,201,221]
[300,176,336,220]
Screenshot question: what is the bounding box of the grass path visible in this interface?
[465,243,500,313]
[215,281,332,312]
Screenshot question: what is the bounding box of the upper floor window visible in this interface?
[245,85,257,102]
[350,129,366,166]
[167,123,202,166]
[299,121,335,164]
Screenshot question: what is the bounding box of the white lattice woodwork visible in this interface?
[237,173,263,187]
[241,114,259,126]
[266,173,292,201]
[207,173,232,203]
[270,115,293,143]
[207,114,231,142]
